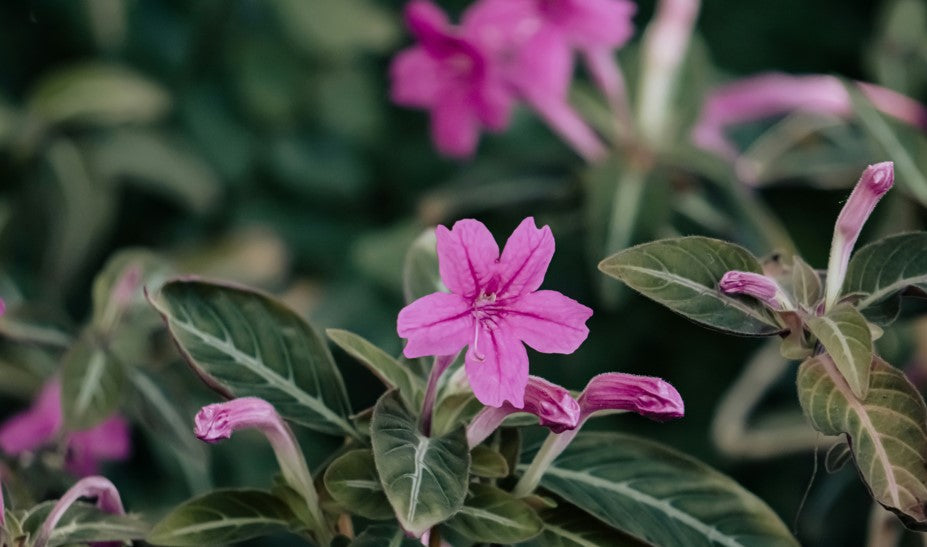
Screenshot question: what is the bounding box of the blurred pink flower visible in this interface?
[692,73,927,159]
[390,0,515,157]
[398,217,593,408]
[0,378,130,476]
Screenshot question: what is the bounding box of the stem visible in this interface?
[512,429,577,498]
[420,355,454,436]
[583,49,635,142]
[529,96,608,163]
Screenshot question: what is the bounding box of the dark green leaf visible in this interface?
[805,303,873,398]
[470,445,509,478]
[371,391,469,536]
[532,432,798,546]
[599,237,782,335]
[797,355,927,530]
[350,524,420,547]
[446,484,542,543]
[323,449,393,520]
[403,228,442,304]
[789,256,822,310]
[21,501,149,547]
[147,489,298,546]
[61,332,126,430]
[825,441,852,473]
[149,279,358,439]
[431,393,483,437]
[327,329,424,410]
[518,503,652,547]
[842,233,927,324]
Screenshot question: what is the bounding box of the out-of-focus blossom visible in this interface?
[390,0,515,157]
[692,73,927,159]
[0,378,130,476]
[398,218,593,408]
[720,270,795,311]
[824,162,894,308]
[467,375,581,447]
[33,476,124,547]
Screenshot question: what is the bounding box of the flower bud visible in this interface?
[33,476,124,547]
[578,373,684,422]
[720,270,793,311]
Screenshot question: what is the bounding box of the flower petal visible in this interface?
[390,48,442,107]
[0,379,62,454]
[555,0,636,50]
[398,292,473,358]
[515,26,572,102]
[431,93,481,157]
[495,217,554,298]
[465,327,528,408]
[67,415,131,477]
[436,219,499,298]
[507,290,592,354]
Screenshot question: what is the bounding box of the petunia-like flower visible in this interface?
[32,476,124,547]
[390,0,514,157]
[398,217,593,408]
[0,378,130,476]
[467,375,581,447]
[692,73,927,160]
[824,162,894,309]
[719,270,795,312]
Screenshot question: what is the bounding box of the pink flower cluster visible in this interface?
[391,0,635,160]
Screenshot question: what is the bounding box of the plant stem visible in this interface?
[512,430,577,498]
[420,354,454,436]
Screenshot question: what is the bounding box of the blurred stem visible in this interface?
[420,354,454,436]
[583,49,635,143]
[513,430,577,498]
[735,114,844,186]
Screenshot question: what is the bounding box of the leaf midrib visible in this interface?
[152,516,289,538]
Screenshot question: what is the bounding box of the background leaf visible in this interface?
[446,484,543,543]
[327,328,423,410]
[21,501,149,547]
[517,503,652,547]
[805,303,873,398]
[797,355,927,530]
[60,331,126,430]
[147,489,298,546]
[528,432,798,546]
[599,237,782,335]
[323,449,394,520]
[402,228,442,304]
[841,232,927,324]
[370,391,469,537]
[349,524,421,546]
[150,279,358,438]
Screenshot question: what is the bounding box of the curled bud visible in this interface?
[578,373,684,422]
[467,376,580,448]
[719,270,793,311]
[33,476,124,547]
[825,162,894,309]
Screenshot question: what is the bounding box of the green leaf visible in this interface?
[447,484,542,543]
[789,256,822,310]
[530,432,798,546]
[149,279,358,439]
[21,501,149,547]
[470,445,509,478]
[599,237,782,335]
[370,391,469,537]
[518,504,651,547]
[91,249,174,333]
[60,331,126,430]
[431,392,483,437]
[323,449,393,520]
[842,232,927,324]
[327,329,424,410]
[27,63,170,127]
[805,303,873,398]
[797,355,927,530]
[350,525,421,547]
[403,228,442,304]
[147,489,298,546]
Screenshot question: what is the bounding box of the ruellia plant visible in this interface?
[601,161,927,531]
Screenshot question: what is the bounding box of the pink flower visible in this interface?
[397,217,593,408]
[467,375,581,447]
[578,372,684,421]
[0,378,130,476]
[33,476,124,547]
[390,0,514,157]
[692,73,927,159]
[719,270,794,311]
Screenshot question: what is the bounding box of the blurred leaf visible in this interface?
[174,227,290,289]
[327,329,424,410]
[180,86,254,182]
[470,445,509,478]
[270,0,399,58]
[0,311,72,349]
[232,38,301,125]
[825,440,852,473]
[91,248,174,334]
[517,503,651,547]
[805,303,873,399]
[27,63,170,127]
[61,331,126,430]
[351,222,419,292]
[403,227,442,304]
[21,501,149,547]
[842,232,927,324]
[868,0,927,94]
[797,355,927,530]
[149,279,358,439]
[447,484,542,543]
[350,525,420,546]
[268,136,369,204]
[599,237,782,335]
[323,449,393,520]
[314,67,384,140]
[370,391,469,536]
[147,489,298,546]
[92,130,221,214]
[533,432,799,546]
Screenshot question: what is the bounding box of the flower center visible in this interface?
[470,291,500,362]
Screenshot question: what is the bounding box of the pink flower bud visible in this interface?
[578,373,684,422]
[719,270,793,311]
[33,476,124,547]
[467,376,580,447]
[825,162,894,308]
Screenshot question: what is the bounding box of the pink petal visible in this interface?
[465,327,529,408]
[507,290,592,353]
[0,379,62,454]
[514,26,573,102]
[390,48,441,107]
[552,0,636,50]
[436,219,499,298]
[66,416,131,476]
[405,0,452,50]
[432,93,481,157]
[398,292,473,358]
[495,217,554,298]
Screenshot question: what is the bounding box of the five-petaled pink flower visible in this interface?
[397,217,593,408]
[0,378,130,476]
